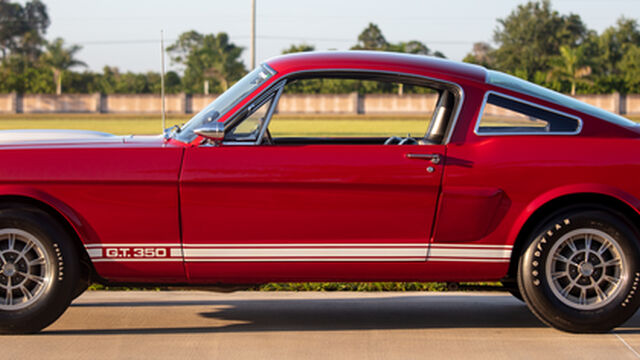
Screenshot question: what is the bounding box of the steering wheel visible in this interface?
[384,136,402,145]
[398,137,418,145]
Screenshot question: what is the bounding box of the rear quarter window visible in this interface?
[476,92,581,135]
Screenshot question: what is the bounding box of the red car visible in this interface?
[1,51,639,334]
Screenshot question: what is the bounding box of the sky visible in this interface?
[38,0,640,74]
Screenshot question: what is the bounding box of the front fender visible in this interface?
[0,185,96,245]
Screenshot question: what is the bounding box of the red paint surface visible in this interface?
[0,52,638,284]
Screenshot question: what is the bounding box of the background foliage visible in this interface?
[1,0,640,95]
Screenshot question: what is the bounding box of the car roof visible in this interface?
[265,51,488,83]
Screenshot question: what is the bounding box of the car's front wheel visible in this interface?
[0,207,79,334]
[518,208,640,333]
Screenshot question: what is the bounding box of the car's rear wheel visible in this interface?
[0,207,78,334]
[518,208,640,333]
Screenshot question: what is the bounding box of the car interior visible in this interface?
[222,72,461,146]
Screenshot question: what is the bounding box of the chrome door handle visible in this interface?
[405,153,441,164]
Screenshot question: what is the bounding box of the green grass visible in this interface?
[87,282,507,292]
[0,114,187,135]
[0,113,432,137]
[0,113,637,137]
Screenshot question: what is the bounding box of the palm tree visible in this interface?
[547,45,591,95]
[41,38,86,95]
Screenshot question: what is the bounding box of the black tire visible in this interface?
[71,277,89,301]
[518,208,640,333]
[0,207,79,334]
[502,281,524,302]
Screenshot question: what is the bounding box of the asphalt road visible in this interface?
[3,291,640,359]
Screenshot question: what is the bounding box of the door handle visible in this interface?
[405,153,441,164]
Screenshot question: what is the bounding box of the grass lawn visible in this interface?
[0,113,431,137]
[0,113,637,137]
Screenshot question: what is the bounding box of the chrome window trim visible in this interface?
[176,64,277,143]
[473,90,583,137]
[222,81,286,145]
[255,84,285,145]
[211,67,465,146]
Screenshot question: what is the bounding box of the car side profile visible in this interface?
[0,51,639,334]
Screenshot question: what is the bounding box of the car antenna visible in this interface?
[160,29,166,133]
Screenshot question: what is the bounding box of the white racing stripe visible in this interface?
[84,243,513,263]
[183,247,427,258]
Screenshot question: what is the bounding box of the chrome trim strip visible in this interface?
[255,82,285,145]
[473,90,583,136]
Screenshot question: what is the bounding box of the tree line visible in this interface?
[1,0,639,95]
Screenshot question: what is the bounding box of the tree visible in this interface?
[463,42,495,67]
[0,0,49,61]
[41,38,86,95]
[599,17,640,77]
[282,43,315,54]
[352,23,446,58]
[167,30,246,94]
[618,44,640,93]
[492,0,588,80]
[547,45,592,95]
[352,23,388,50]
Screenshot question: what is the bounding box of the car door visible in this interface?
[180,83,445,283]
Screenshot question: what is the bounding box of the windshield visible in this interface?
[487,71,638,128]
[173,64,276,143]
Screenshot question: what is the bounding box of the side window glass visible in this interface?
[226,96,275,142]
[476,93,580,134]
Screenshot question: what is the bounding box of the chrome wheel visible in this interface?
[546,228,626,310]
[0,229,53,310]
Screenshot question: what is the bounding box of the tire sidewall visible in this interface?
[0,208,78,333]
[519,209,640,332]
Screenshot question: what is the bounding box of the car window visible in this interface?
[221,74,461,146]
[487,70,637,129]
[268,79,431,141]
[174,64,275,143]
[226,96,275,142]
[476,92,581,135]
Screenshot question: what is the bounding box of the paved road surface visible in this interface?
[3,291,640,359]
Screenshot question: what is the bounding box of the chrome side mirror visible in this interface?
[194,122,225,144]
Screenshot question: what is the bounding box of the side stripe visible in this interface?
[84,243,513,263]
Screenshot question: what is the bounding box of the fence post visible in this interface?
[612,92,621,115]
[355,92,364,114]
[92,93,100,113]
[184,93,191,114]
[15,93,23,114]
[9,92,18,114]
[618,92,627,115]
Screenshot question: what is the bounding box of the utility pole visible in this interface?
[160,30,166,132]
[250,0,256,69]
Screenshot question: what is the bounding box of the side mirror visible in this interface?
[194,122,225,144]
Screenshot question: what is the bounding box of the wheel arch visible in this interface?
[505,185,640,280]
[0,187,98,283]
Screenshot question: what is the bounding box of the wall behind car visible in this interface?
[0,92,636,115]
